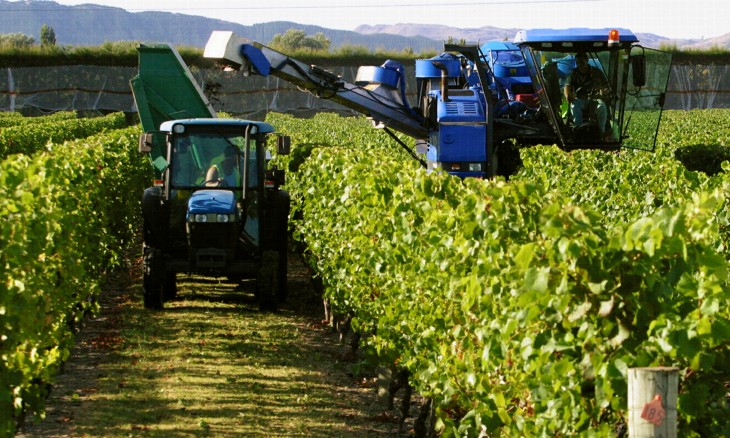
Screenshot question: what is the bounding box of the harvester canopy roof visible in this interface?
[514,28,638,47]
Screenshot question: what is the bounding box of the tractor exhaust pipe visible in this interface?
[432,61,450,102]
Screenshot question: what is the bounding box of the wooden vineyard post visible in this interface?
[628,367,679,437]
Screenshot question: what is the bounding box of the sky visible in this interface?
[50,0,729,40]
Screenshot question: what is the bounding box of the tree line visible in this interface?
[1,27,728,67]
[0,24,55,48]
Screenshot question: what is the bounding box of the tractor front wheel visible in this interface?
[163,272,177,302]
[277,247,288,303]
[143,246,164,310]
[257,250,280,311]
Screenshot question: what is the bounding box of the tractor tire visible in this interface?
[257,250,280,311]
[162,272,177,302]
[141,187,165,247]
[274,193,290,303]
[495,140,522,178]
[277,249,288,303]
[142,246,164,310]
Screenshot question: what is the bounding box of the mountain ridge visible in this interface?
[354,24,717,50]
[0,0,726,51]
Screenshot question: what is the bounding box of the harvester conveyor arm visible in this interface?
[204,31,428,140]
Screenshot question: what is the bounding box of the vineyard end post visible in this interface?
[628,367,679,437]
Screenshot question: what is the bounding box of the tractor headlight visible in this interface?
[189,213,235,223]
[469,163,483,172]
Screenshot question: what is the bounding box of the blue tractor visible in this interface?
[203,28,672,179]
[131,45,291,311]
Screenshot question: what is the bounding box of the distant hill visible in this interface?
[0,1,442,52]
[0,0,726,51]
[355,24,521,43]
[684,32,730,50]
[356,24,718,50]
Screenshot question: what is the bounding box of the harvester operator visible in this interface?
[564,52,611,140]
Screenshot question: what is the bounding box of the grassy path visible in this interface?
[18,250,420,437]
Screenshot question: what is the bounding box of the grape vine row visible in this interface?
[0,117,149,435]
[270,110,730,436]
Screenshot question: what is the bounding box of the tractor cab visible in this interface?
[515,28,672,150]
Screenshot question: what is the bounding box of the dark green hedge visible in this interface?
[0,47,213,68]
[675,144,730,175]
[0,49,420,68]
[4,46,725,68]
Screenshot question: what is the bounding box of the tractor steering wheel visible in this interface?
[202,165,226,187]
[201,178,223,187]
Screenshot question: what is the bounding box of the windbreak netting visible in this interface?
[2,66,137,114]
[1,64,728,116]
[666,64,730,110]
[0,65,366,118]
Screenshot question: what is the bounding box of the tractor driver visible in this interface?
[564,52,611,141]
[219,146,242,186]
[204,146,241,187]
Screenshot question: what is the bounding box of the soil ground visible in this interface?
[16,248,427,437]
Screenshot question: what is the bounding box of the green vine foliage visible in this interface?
[269,110,730,436]
[0,111,128,159]
[0,110,77,128]
[2,108,726,435]
[0,124,149,435]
